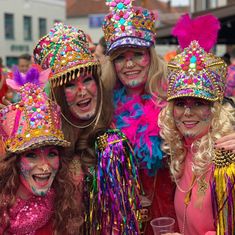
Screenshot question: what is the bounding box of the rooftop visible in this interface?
[67,0,189,25]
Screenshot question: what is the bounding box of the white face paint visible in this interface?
[113,48,150,95]
[173,97,213,142]
[18,146,60,197]
[64,74,98,120]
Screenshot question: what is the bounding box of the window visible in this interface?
[4,13,14,39]
[205,0,218,9]
[39,18,47,38]
[24,16,32,40]
[6,57,18,68]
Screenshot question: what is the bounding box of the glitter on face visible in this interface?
[173,97,213,142]
[64,74,98,120]
[19,146,59,197]
[114,48,150,94]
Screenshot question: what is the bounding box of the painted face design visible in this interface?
[19,146,60,197]
[173,97,213,142]
[113,48,150,91]
[64,74,98,120]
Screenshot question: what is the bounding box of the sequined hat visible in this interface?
[33,23,99,88]
[0,68,70,154]
[103,0,157,55]
[167,14,227,102]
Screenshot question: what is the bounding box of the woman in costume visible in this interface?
[0,67,83,234]
[33,23,141,234]
[101,0,177,233]
[159,14,235,235]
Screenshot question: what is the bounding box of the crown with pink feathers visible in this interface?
[167,14,227,102]
[0,67,70,154]
[103,0,157,54]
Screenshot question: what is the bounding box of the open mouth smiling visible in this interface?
[182,121,199,128]
[77,98,91,108]
[124,70,141,77]
[32,173,51,184]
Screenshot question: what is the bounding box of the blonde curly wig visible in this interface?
[159,101,235,180]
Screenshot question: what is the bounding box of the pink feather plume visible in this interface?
[6,67,51,91]
[172,13,220,52]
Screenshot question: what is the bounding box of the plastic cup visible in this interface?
[150,217,175,235]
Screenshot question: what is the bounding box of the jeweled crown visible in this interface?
[103,0,157,54]
[33,23,99,87]
[167,14,227,102]
[167,40,227,101]
[0,68,70,154]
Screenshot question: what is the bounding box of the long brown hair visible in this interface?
[0,148,83,234]
[52,68,113,172]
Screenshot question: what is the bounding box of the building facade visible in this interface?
[190,0,235,55]
[190,0,229,13]
[0,0,65,67]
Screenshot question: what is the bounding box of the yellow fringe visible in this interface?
[214,162,235,235]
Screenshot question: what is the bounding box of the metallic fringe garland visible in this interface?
[88,129,142,234]
[212,149,235,235]
[50,64,98,88]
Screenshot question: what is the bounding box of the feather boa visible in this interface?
[113,87,164,175]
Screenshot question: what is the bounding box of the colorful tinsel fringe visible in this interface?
[87,129,141,234]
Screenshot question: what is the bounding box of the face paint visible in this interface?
[173,97,213,142]
[18,146,60,197]
[113,48,150,95]
[64,74,98,120]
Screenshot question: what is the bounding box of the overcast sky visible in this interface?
[160,0,189,6]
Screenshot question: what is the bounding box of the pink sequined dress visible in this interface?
[1,189,55,235]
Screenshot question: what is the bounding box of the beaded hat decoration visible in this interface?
[167,14,227,102]
[0,67,70,154]
[33,23,99,88]
[103,0,157,54]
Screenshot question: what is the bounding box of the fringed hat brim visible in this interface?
[50,61,100,88]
